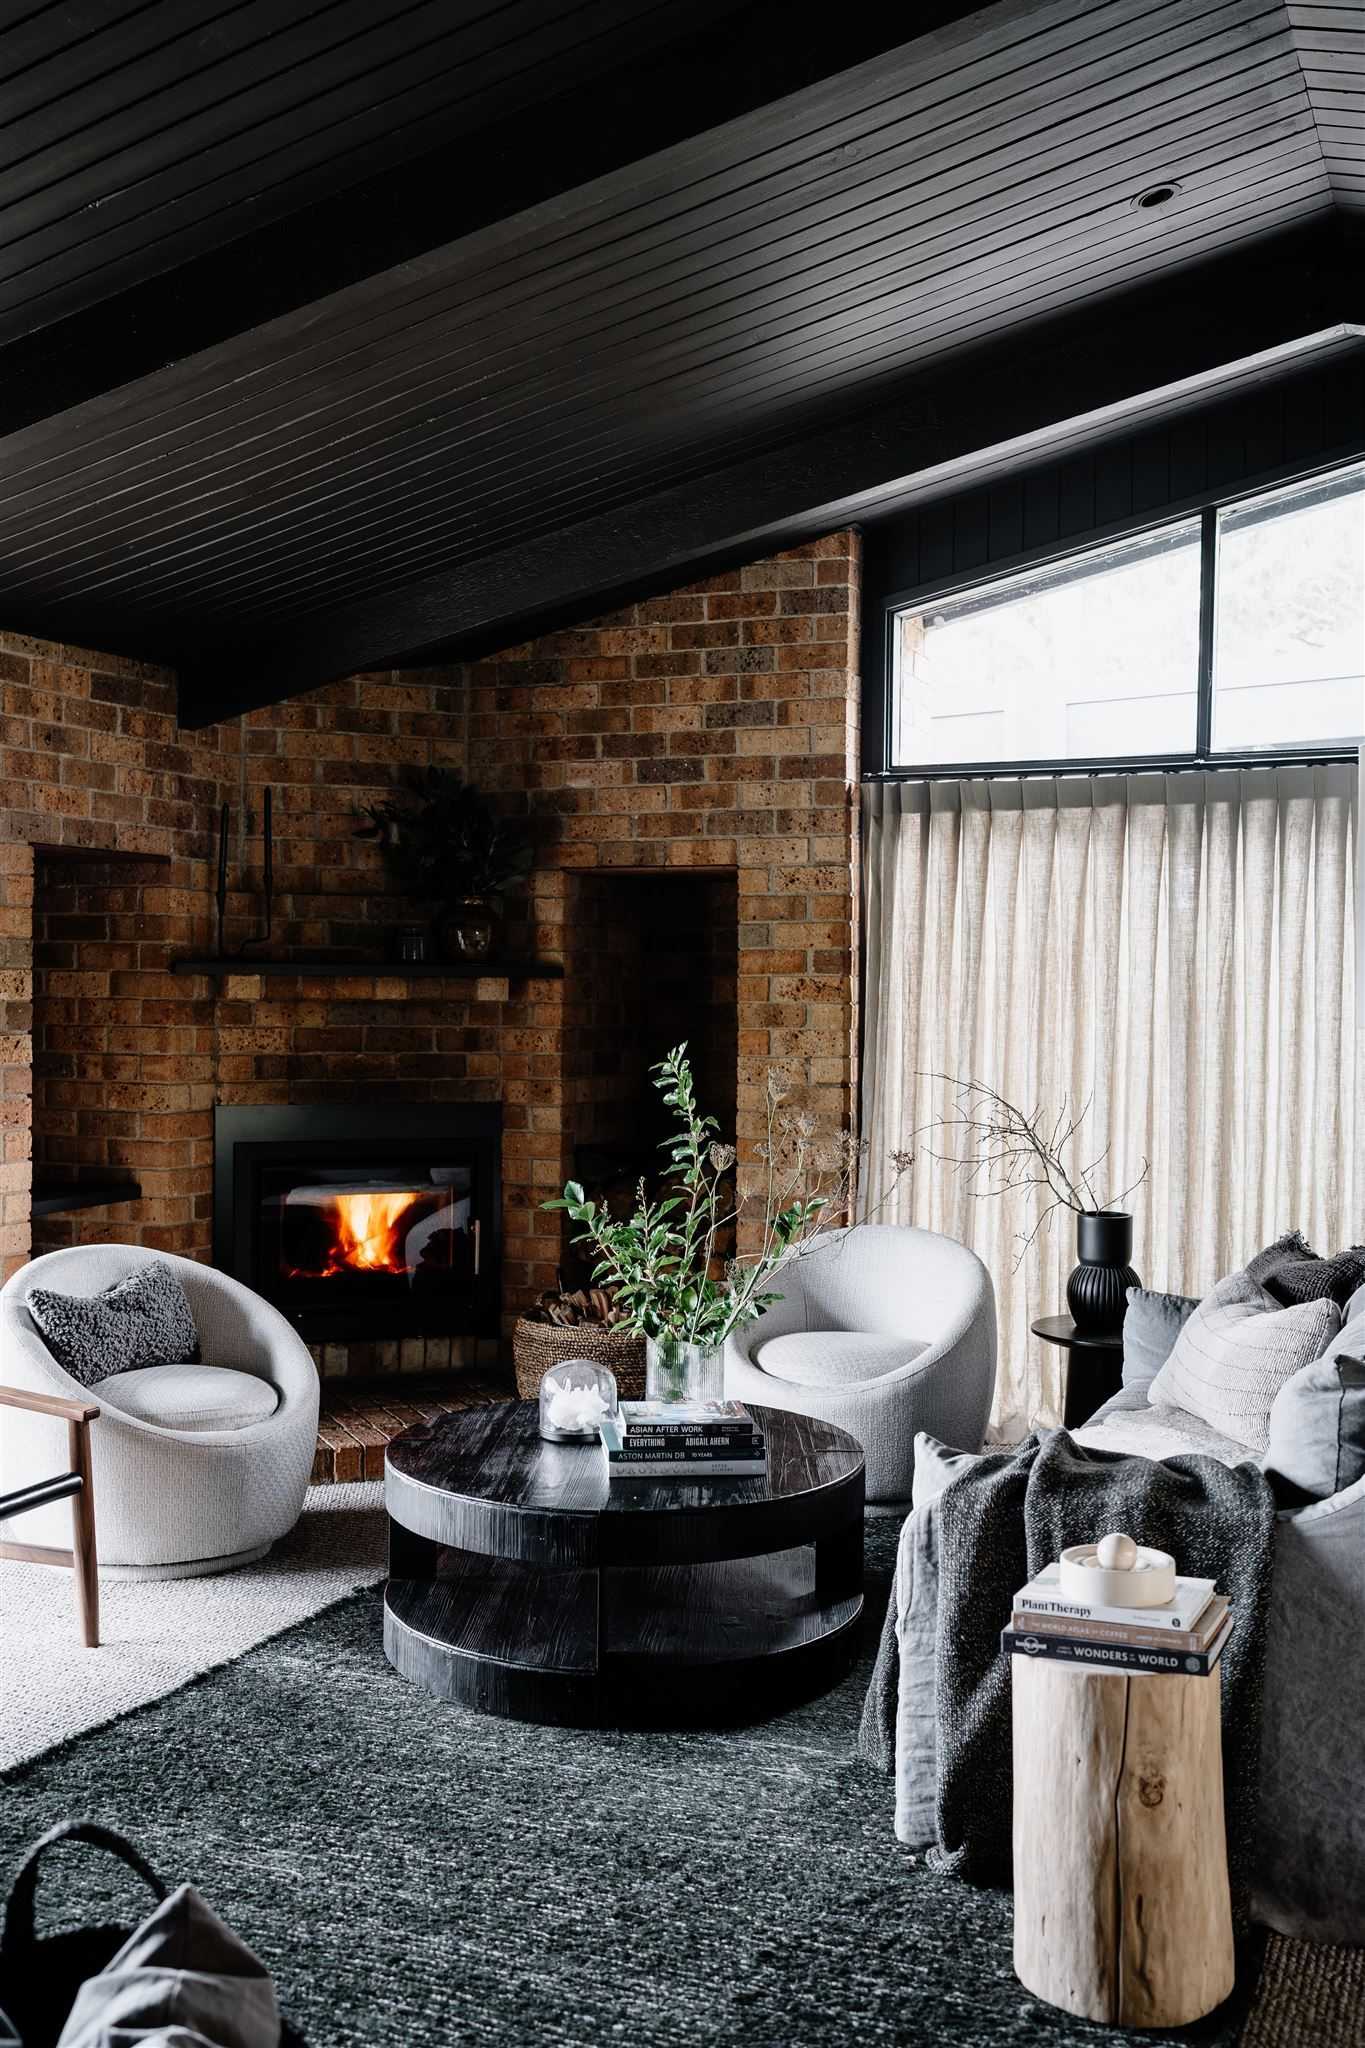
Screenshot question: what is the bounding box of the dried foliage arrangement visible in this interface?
[917,1073,1148,1266]
[526,1283,627,1329]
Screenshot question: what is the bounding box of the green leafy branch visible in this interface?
[544,1043,906,1350]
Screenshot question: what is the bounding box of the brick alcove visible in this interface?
[1,531,862,1387]
[562,867,738,1249]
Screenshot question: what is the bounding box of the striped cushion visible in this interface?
[1148,1271,1341,1451]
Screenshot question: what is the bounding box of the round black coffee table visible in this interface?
[383,1400,865,1727]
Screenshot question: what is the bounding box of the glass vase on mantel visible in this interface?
[645,1335,726,1407]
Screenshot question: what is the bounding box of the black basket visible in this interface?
[0,1818,306,2048]
[0,1821,167,2048]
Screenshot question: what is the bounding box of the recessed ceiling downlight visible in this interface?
[1133,181,1181,211]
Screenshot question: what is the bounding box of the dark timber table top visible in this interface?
[383,1400,867,1725]
[386,1399,865,1569]
[1031,1314,1124,1353]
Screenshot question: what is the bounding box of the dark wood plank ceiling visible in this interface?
[0,0,722,342]
[1287,2,1365,206]
[0,0,1358,723]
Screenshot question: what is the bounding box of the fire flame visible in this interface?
[318,1189,416,1277]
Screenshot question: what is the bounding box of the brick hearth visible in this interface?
[1,532,861,1407]
[313,1372,513,1484]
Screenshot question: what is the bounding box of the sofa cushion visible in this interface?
[1122,1286,1198,1391]
[95,1362,278,1433]
[754,1329,927,1388]
[1148,1271,1341,1451]
[1245,1230,1365,1309]
[1261,1330,1365,1502]
[25,1260,200,1389]
[911,1431,980,1509]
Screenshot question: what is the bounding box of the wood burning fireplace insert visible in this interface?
[213,1105,501,1343]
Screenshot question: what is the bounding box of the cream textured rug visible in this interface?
[0,1480,385,1769]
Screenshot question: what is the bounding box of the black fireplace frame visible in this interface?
[213,1103,502,1343]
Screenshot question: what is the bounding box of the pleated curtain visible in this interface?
[859,765,1361,1441]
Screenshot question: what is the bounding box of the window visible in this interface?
[887,457,1365,772]
[1212,466,1364,751]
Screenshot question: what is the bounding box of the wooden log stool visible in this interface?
[1012,1656,1235,2029]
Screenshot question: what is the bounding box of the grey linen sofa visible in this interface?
[885,1289,1365,1946]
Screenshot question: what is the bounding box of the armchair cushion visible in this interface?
[25,1261,200,1388]
[755,1330,927,1388]
[95,1363,279,1434]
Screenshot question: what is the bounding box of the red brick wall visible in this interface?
[29,855,218,1262]
[0,842,32,1277]
[466,532,861,1262]
[1,532,861,1364]
[0,639,228,1279]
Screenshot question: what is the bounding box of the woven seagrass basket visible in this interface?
[512,1318,647,1401]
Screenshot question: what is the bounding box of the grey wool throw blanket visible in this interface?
[863,1431,1277,1900]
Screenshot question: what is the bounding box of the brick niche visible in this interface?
[1,531,861,1375]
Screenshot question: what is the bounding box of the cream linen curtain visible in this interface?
[860,766,1361,1440]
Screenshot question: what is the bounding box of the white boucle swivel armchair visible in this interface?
[0,1246,319,1578]
[725,1225,996,1503]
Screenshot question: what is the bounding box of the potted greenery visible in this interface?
[545,1045,896,1404]
[360,767,534,961]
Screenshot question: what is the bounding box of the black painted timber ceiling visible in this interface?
[0,0,1359,722]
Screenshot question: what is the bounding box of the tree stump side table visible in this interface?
[1012,1656,1236,2028]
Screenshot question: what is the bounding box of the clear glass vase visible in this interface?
[645,1335,725,1406]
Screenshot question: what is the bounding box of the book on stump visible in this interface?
[1002,1614,1233,1678]
[1011,1593,1230,1654]
[1013,1563,1216,1632]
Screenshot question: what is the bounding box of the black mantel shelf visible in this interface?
[170,957,564,981]
[32,1179,143,1218]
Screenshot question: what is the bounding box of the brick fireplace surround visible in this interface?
[0,531,861,1393]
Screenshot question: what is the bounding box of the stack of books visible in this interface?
[603,1400,767,1480]
[1001,1563,1233,1676]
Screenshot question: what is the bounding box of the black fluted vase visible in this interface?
[1065,1211,1139,1338]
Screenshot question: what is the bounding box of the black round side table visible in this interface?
[1031,1315,1124,1429]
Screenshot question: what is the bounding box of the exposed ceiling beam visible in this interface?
[176,222,1364,723]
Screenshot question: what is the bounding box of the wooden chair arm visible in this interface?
[0,1384,100,1424]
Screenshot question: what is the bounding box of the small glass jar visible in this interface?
[538,1360,619,1443]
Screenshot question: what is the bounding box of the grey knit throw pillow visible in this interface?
[1245,1230,1365,1309]
[26,1262,201,1389]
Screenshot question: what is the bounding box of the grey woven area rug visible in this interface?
[0,1521,1324,2048]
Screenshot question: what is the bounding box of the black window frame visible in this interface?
[868,456,1365,782]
